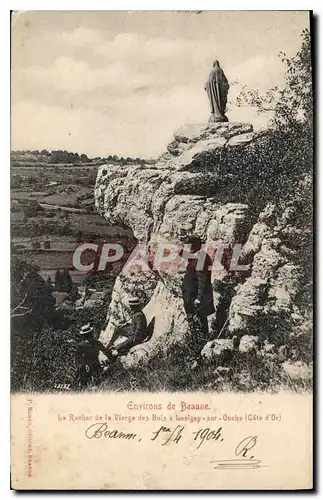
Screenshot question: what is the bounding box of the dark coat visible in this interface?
[75,339,107,368]
[182,252,215,317]
[131,311,148,342]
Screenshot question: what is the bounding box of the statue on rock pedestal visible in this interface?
[205,60,229,123]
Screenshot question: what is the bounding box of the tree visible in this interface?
[55,269,62,292]
[11,256,55,330]
[61,268,73,293]
[235,29,312,200]
[76,230,84,242]
[43,240,51,249]
[54,269,63,290]
[236,29,313,318]
[55,268,73,293]
[80,153,89,163]
[11,174,22,188]
[236,29,312,141]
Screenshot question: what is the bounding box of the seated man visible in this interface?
[107,297,148,356]
[75,323,110,389]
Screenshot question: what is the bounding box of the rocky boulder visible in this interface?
[95,121,312,369]
[239,335,260,354]
[201,339,235,364]
[282,361,312,381]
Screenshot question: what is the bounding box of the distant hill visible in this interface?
[11,149,156,167]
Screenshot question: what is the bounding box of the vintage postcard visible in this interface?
[10,10,313,490]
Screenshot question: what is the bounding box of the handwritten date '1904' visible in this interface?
[151,425,223,449]
[85,423,266,470]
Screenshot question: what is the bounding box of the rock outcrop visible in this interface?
[94,122,312,370]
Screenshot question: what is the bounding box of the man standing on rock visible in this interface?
[181,235,215,356]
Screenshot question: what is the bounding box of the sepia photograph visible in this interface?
[11,10,313,395]
[10,9,313,490]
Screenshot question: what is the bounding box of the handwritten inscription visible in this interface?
[83,422,268,471]
[235,435,258,458]
[211,459,263,470]
[85,422,137,441]
[151,425,184,445]
[150,426,225,449]
[193,427,223,449]
[211,435,266,470]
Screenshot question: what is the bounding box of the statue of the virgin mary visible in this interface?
[205,60,229,123]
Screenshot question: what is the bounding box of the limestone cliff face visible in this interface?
[94,122,311,368]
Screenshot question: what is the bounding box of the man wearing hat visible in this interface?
[75,323,110,389]
[107,297,148,356]
[180,234,215,354]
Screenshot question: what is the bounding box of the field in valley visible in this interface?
[11,155,134,284]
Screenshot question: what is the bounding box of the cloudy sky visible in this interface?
[11,10,309,158]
